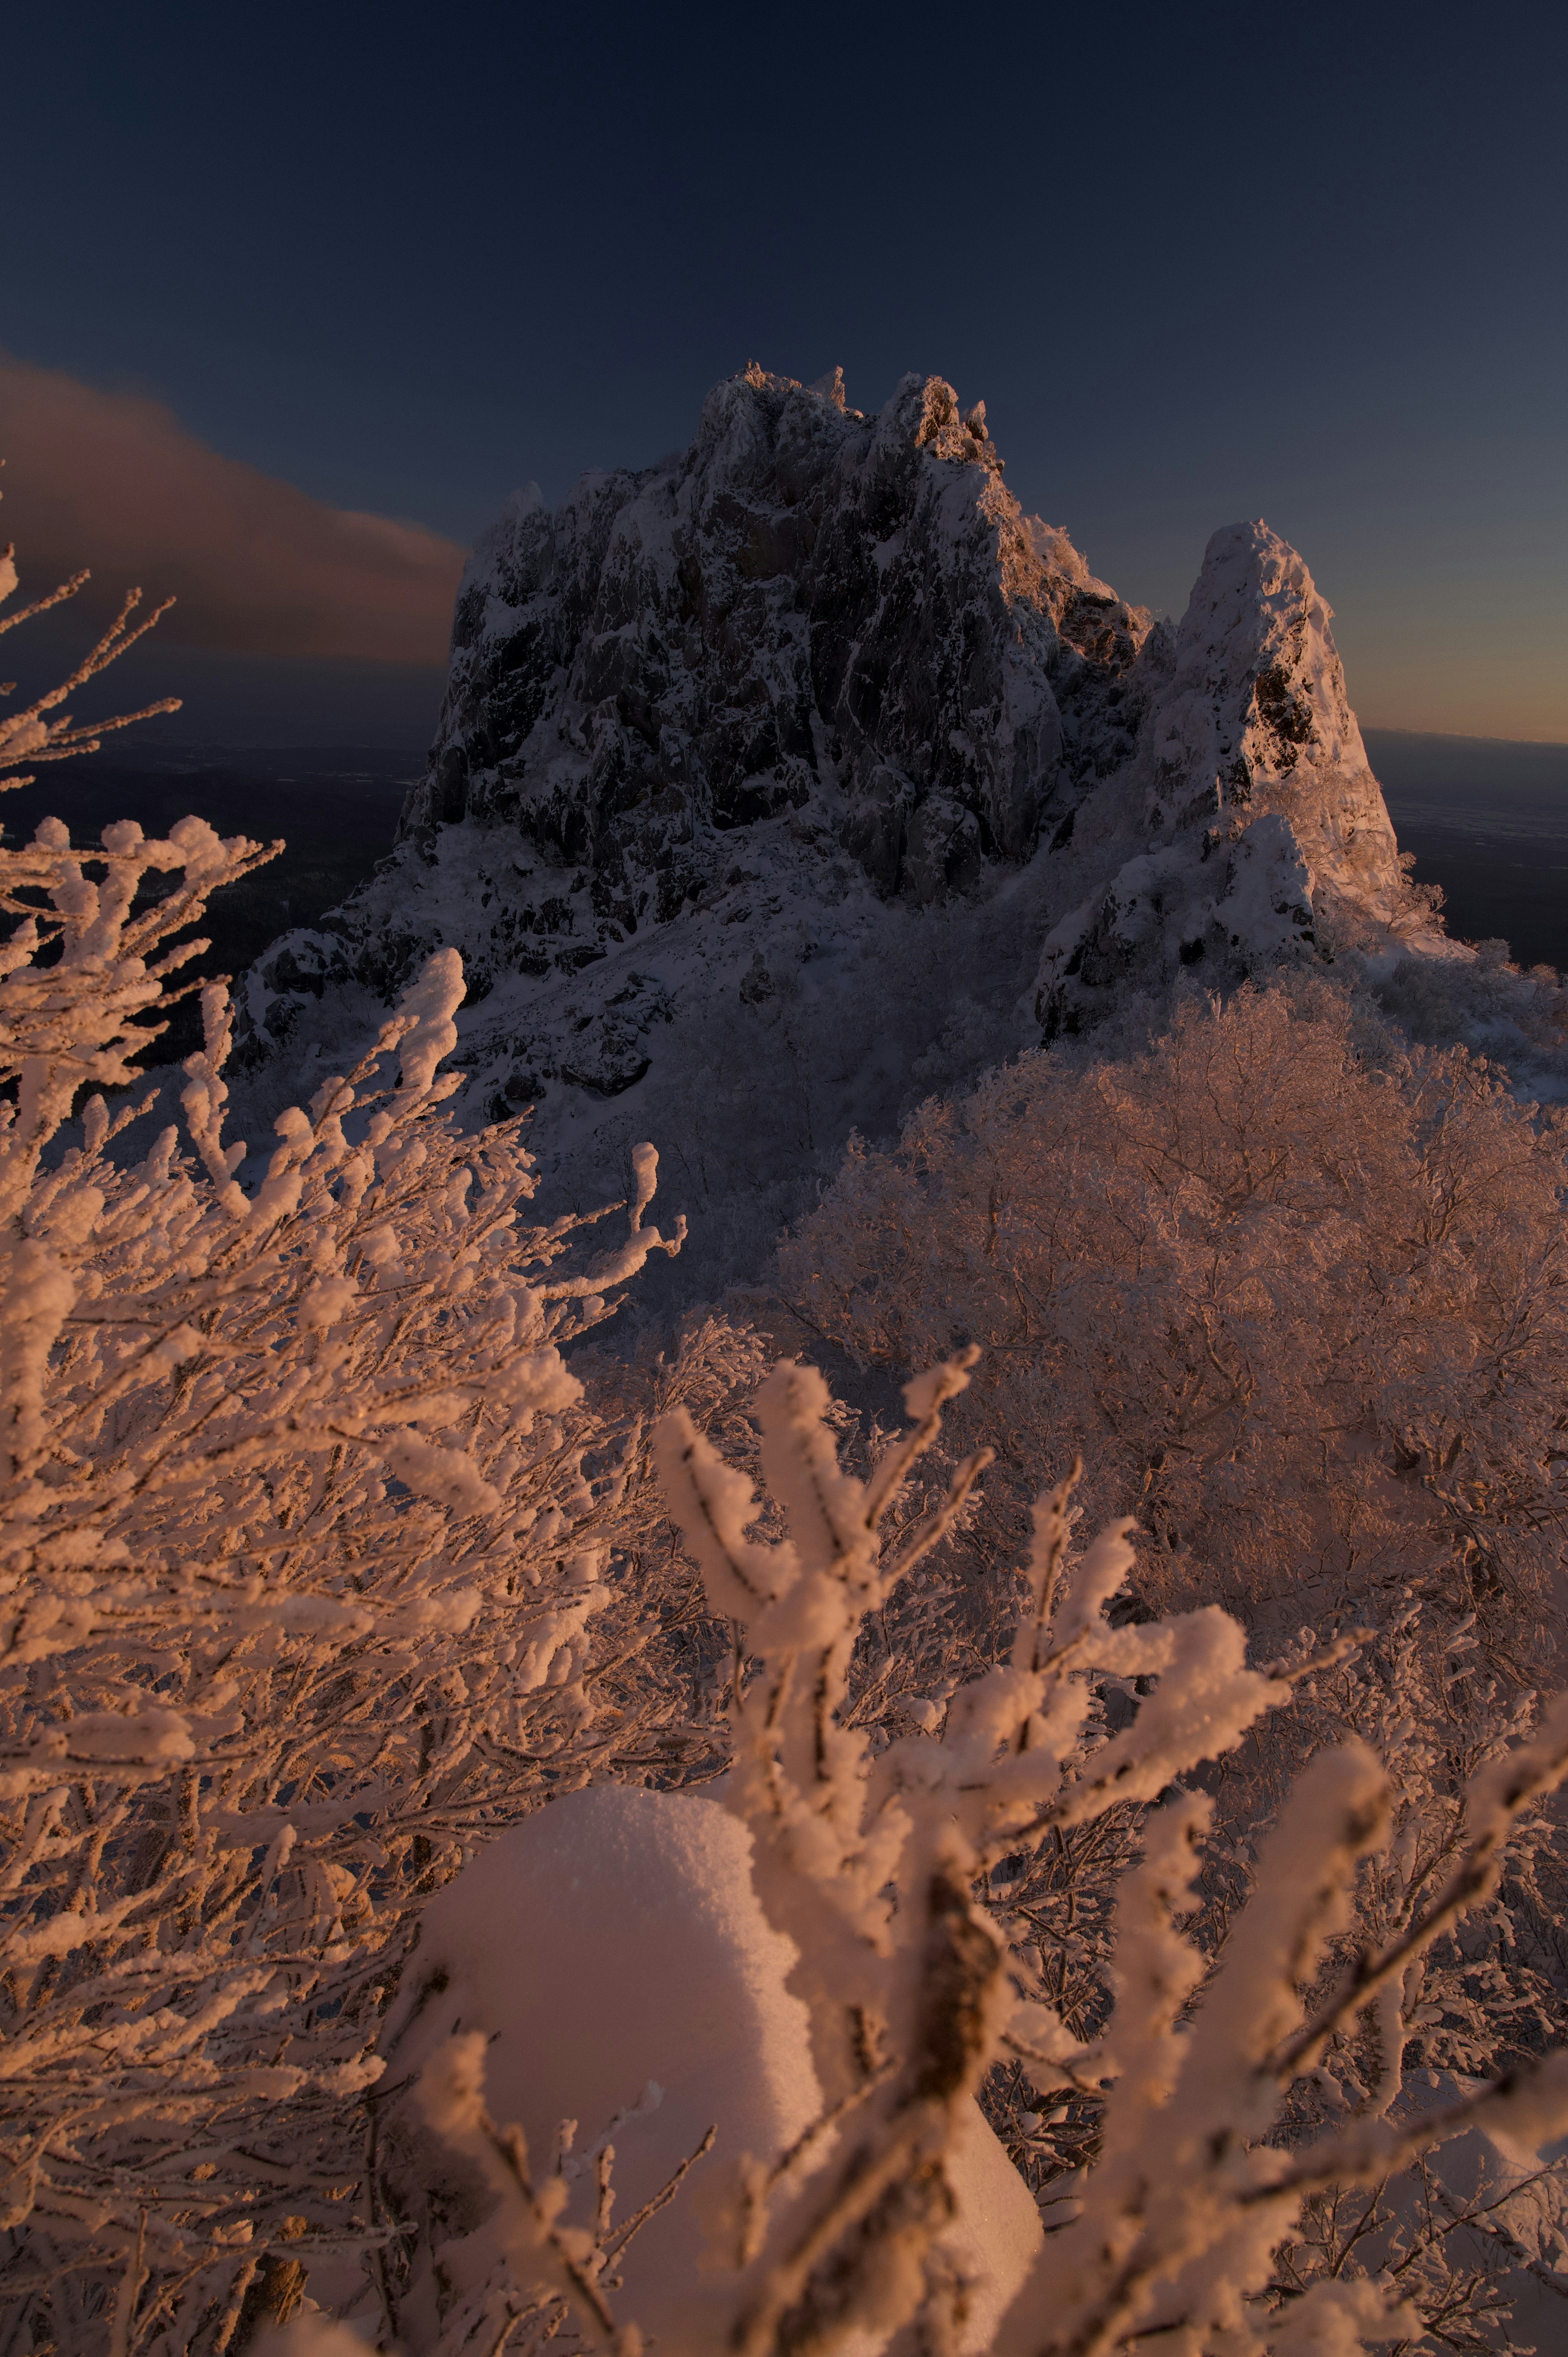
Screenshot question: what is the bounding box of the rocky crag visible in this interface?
[236,362,1446,1287]
[1034,518,1409,1038]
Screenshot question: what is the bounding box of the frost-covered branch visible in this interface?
[652,1359,1568,2357]
[0,683,728,2348]
[0,507,181,784]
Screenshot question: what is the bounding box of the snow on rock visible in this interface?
[377,1783,1041,2354]
[405,363,1086,896]
[1034,522,1410,1039]
[230,373,1434,1283]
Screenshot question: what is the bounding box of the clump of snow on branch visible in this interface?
[376,1773,1043,2357]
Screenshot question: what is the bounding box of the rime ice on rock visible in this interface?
[234,371,1433,1260]
[1035,521,1409,1039]
[409,365,1074,894]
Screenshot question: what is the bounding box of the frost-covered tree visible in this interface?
[764,986,1568,2340]
[780,981,1568,1665]
[777,988,1568,1981]
[0,526,749,2353]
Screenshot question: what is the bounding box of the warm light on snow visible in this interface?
[4,401,1568,2356]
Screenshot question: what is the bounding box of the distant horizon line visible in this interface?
[1361,723,1568,753]
[58,720,1568,766]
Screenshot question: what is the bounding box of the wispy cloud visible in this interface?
[0,355,466,663]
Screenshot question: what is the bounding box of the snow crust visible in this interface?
[379,1784,1041,2353]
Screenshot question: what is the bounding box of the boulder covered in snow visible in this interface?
[377,1783,1041,2353]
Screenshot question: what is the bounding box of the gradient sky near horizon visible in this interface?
[3,0,1564,745]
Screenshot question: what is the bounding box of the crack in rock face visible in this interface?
[233,366,1431,1286]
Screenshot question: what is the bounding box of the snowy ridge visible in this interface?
[234,365,1440,1275]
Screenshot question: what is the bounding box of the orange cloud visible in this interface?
[0,354,466,663]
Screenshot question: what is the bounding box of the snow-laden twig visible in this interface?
[0,513,181,785]
[654,1359,1568,2357]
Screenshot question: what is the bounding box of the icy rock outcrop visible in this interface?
[232,370,1428,1278]
[400,362,1145,908]
[377,1785,1041,2355]
[1034,522,1407,1037]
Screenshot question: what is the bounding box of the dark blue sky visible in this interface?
[4,0,1564,738]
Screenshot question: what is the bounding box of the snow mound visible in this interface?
[379,1784,1041,2353]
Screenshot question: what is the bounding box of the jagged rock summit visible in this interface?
[239,362,1436,1282]
[1035,517,1408,1037]
[399,359,1147,913]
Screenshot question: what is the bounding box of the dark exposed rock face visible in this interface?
[400,363,1151,916]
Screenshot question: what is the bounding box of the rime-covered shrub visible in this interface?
[781,980,1568,1657]
[1376,937,1568,1084]
[397,1356,1568,2356]
[775,981,1568,2321]
[0,545,755,2349]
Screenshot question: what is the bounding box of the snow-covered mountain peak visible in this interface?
[234,366,1436,1288]
[1149,518,1400,905]
[394,359,1133,921]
